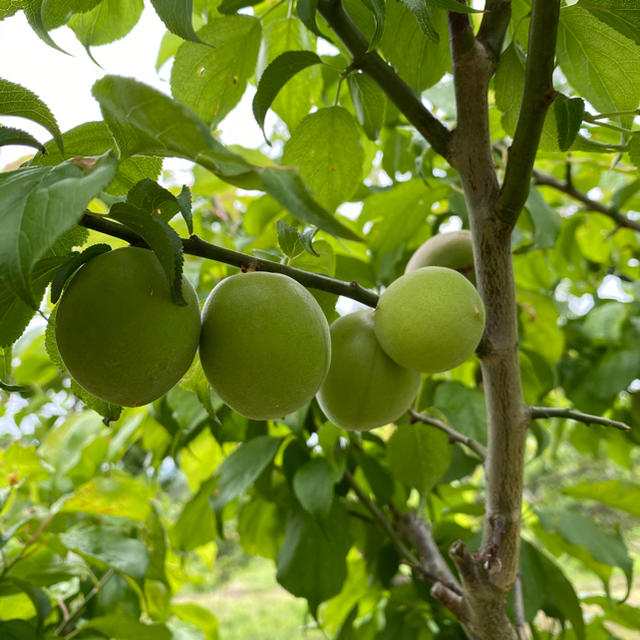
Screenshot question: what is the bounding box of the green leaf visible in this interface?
[41,1,103,29]
[0,442,48,485]
[359,0,385,50]
[107,202,186,305]
[68,0,144,51]
[238,497,284,560]
[0,152,117,307]
[557,6,640,114]
[519,539,585,637]
[149,0,205,44]
[563,480,640,518]
[277,501,350,611]
[260,167,362,240]
[387,422,452,494]
[629,134,640,171]
[432,381,488,446]
[252,50,323,142]
[0,77,63,152]
[22,0,68,52]
[171,477,217,551]
[355,449,394,505]
[379,2,449,91]
[92,75,261,188]
[347,72,386,140]
[0,620,37,640]
[212,436,282,509]
[554,94,585,151]
[581,596,640,630]
[293,458,334,519]
[359,179,438,257]
[0,256,65,347]
[59,523,149,580]
[538,510,634,593]
[525,187,562,249]
[258,18,321,130]
[582,302,629,343]
[171,603,219,640]
[218,0,261,14]
[430,0,482,13]
[171,16,262,127]
[49,243,111,304]
[399,0,438,43]
[30,120,162,196]
[579,0,640,46]
[282,106,363,212]
[0,126,45,152]
[80,615,172,640]
[60,475,154,521]
[297,0,323,38]
[276,219,302,257]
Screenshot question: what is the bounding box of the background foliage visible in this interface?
[1,0,640,638]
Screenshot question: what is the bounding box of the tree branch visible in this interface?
[529,406,632,432]
[533,170,640,232]
[79,212,379,307]
[397,510,462,594]
[497,0,561,224]
[477,0,511,65]
[316,0,453,162]
[408,408,487,460]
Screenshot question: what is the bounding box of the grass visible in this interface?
[177,555,326,640]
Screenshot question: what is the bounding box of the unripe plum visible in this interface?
[374,266,485,373]
[316,310,421,430]
[199,272,331,420]
[405,230,474,281]
[55,247,201,406]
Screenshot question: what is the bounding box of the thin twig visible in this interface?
[343,469,421,568]
[79,212,380,307]
[497,0,561,224]
[529,406,631,432]
[55,569,115,636]
[532,170,640,232]
[408,408,487,460]
[514,572,527,640]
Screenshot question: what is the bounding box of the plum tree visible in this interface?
[199,271,331,420]
[317,310,421,430]
[405,230,474,281]
[55,246,201,406]
[374,266,485,373]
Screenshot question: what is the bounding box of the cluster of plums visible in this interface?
[55,230,483,430]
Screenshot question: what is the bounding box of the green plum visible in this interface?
[405,230,475,281]
[317,310,421,430]
[199,271,331,420]
[55,246,201,407]
[374,266,485,373]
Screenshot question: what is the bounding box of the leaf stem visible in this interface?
[589,109,640,120]
[79,212,379,307]
[529,406,632,432]
[408,408,487,460]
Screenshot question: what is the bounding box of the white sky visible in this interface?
[0,3,264,169]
